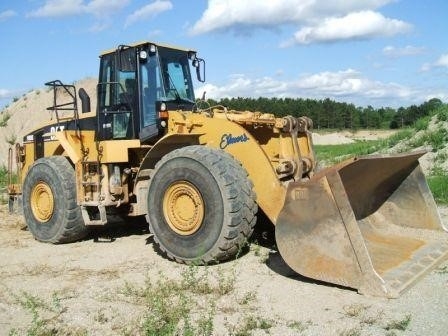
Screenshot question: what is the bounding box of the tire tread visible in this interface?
[149,146,257,264]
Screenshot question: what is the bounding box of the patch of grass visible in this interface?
[428,128,448,151]
[315,141,379,164]
[120,265,237,335]
[343,304,369,318]
[288,320,313,332]
[384,314,412,331]
[238,291,257,305]
[229,315,274,336]
[436,105,448,122]
[315,129,413,164]
[6,134,17,146]
[415,116,430,131]
[251,243,270,264]
[338,327,361,336]
[0,111,11,127]
[408,126,448,151]
[215,267,236,295]
[383,128,414,146]
[435,265,448,274]
[0,165,7,186]
[9,291,81,336]
[360,309,384,326]
[435,151,448,164]
[427,175,448,204]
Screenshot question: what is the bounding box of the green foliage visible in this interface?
[316,141,379,164]
[120,265,237,335]
[436,105,448,122]
[0,111,11,127]
[6,134,17,146]
[410,127,448,151]
[382,128,414,147]
[343,304,369,318]
[8,291,87,336]
[315,129,413,164]
[384,314,411,331]
[338,327,361,336]
[427,128,448,151]
[427,175,448,204]
[288,320,312,332]
[228,315,274,336]
[211,97,446,131]
[414,116,430,131]
[0,165,7,188]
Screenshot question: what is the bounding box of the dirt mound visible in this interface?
[312,132,354,145]
[312,129,398,145]
[385,115,448,175]
[0,78,97,167]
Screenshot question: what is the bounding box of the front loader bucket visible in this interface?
[276,150,448,297]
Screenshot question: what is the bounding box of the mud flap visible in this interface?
[275,150,448,298]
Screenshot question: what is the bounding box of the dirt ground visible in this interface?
[0,203,447,336]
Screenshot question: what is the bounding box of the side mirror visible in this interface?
[192,57,205,83]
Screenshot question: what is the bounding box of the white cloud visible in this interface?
[0,89,12,99]
[27,0,129,18]
[421,53,448,71]
[190,0,409,45]
[88,21,109,32]
[196,69,415,107]
[284,11,412,46]
[27,0,84,18]
[190,0,396,35]
[0,10,17,21]
[125,0,173,28]
[148,29,163,38]
[85,0,130,16]
[382,45,425,58]
[434,54,448,68]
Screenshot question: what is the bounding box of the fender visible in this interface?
[133,133,202,216]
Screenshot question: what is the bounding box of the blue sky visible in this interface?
[0,0,447,109]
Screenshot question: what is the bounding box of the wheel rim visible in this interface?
[30,181,54,223]
[163,181,204,235]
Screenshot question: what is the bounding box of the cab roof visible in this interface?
[100,41,196,56]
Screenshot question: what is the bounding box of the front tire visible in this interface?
[22,156,88,243]
[147,146,257,264]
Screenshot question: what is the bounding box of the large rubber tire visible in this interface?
[22,156,89,243]
[147,146,257,264]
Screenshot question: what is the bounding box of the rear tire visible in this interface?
[22,156,89,243]
[147,146,257,264]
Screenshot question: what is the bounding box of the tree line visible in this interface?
[205,97,445,130]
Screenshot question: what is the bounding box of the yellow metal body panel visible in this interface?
[163,110,313,223]
[100,139,142,162]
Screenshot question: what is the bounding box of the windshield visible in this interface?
[158,47,195,102]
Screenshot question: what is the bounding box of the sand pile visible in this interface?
[0,78,97,166]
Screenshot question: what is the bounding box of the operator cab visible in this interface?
[97,42,205,143]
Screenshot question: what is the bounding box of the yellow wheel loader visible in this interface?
[8,41,448,297]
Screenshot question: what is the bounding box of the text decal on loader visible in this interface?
[220,133,249,149]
